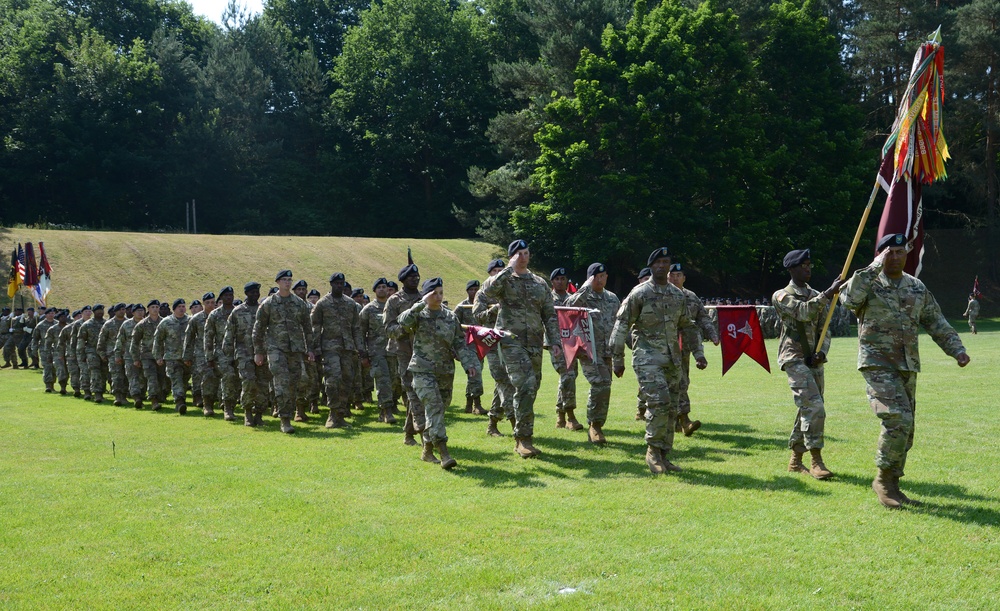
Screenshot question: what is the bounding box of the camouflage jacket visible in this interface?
[360,299,389,357]
[398,301,479,375]
[33,319,57,352]
[480,267,559,349]
[565,284,621,360]
[253,293,312,355]
[153,314,188,361]
[130,316,159,361]
[471,289,500,327]
[183,310,208,361]
[223,302,257,360]
[840,261,966,372]
[68,319,84,361]
[610,281,702,369]
[97,317,124,359]
[551,290,571,307]
[58,321,76,357]
[0,314,9,337]
[681,287,719,347]
[311,292,363,355]
[11,313,32,342]
[77,316,105,358]
[114,318,138,362]
[204,306,233,361]
[383,290,421,355]
[964,299,980,317]
[44,322,64,354]
[771,281,832,370]
[455,298,475,326]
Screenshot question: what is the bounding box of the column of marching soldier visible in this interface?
[2,235,970,508]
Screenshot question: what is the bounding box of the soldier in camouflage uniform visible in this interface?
[565,263,620,444]
[360,277,397,424]
[480,240,564,458]
[154,299,190,413]
[98,303,128,405]
[632,267,652,421]
[33,308,58,392]
[78,304,107,402]
[384,263,425,446]
[131,301,164,409]
[455,279,486,415]
[47,310,70,394]
[610,247,704,474]
[311,273,364,430]
[253,270,315,434]
[0,308,12,368]
[667,263,720,436]
[68,307,90,396]
[18,307,37,368]
[963,293,980,335]
[840,234,970,509]
[306,288,323,412]
[205,286,237,420]
[351,287,373,406]
[398,277,480,469]
[550,267,583,430]
[184,292,217,416]
[115,303,146,407]
[771,249,844,480]
[6,308,28,368]
[292,280,320,420]
[383,281,404,410]
[474,258,516,437]
[224,282,271,426]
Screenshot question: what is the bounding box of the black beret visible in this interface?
[275,269,293,282]
[233,299,243,306]
[72,309,82,317]
[268,287,279,295]
[146,299,160,308]
[219,286,234,296]
[244,281,261,293]
[669,263,683,273]
[344,281,352,290]
[372,277,388,291]
[487,259,505,273]
[133,303,145,311]
[587,263,606,278]
[647,247,670,266]
[466,279,481,290]
[307,289,321,298]
[782,249,811,269]
[292,280,307,290]
[386,281,398,290]
[398,264,419,281]
[172,298,186,310]
[351,288,364,297]
[329,273,345,283]
[56,310,68,318]
[421,277,444,297]
[191,300,202,307]
[637,267,652,279]
[45,307,56,314]
[550,267,567,280]
[26,307,34,311]
[508,239,528,257]
[115,302,127,312]
[82,305,93,312]
[92,304,105,311]
[202,292,216,301]
[877,233,907,252]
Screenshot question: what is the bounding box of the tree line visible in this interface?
[1,0,997,291]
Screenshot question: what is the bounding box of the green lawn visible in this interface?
[1,322,998,609]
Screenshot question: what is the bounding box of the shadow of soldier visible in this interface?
[445,446,552,488]
[832,472,1000,526]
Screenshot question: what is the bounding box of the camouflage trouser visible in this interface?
[295,358,319,411]
[77,351,89,390]
[635,357,681,453]
[413,371,454,444]
[968,314,977,334]
[140,358,165,402]
[40,348,55,387]
[190,357,205,401]
[501,343,543,438]
[556,357,578,414]
[320,348,354,418]
[581,355,613,425]
[349,351,362,404]
[370,353,395,409]
[53,353,68,386]
[17,335,30,364]
[362,359,373,394]
[214,357,239,409]
[196,355,219,405]
[108,358,127,399]
[394,347,424,429]
[267,349,303,419]
[67,355,81,391]
[464,359,483,398]
[124,358,145,399]
[236,355,271,411]
[1,336,14,364]
[784,360,826,450]
[485,348,513,420]
[678,349,693,415]
[863,368,917,475]
[86,354,108,397]
[164,360,186,406]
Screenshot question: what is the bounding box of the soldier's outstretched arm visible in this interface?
[919,292,968,363]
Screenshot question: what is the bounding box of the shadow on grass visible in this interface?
[447,446,551,488]
[835,472,1000,526]
[675,468,831,495]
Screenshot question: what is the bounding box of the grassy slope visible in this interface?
[0,229,503,308]
[1,320,998,609]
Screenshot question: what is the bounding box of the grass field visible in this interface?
[1,317,997,609]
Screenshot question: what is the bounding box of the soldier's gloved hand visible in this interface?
[695,356,708,370]
[809,351,828,366]
[956,352,971,367]
[613,361,625,378]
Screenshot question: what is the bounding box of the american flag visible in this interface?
[16,243,26,282]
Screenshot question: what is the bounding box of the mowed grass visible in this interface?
[0,228,503,307]
[1,320,998,609]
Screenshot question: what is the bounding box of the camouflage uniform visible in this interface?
[98,317,126,402]
[224,302,271,416]
[361,299,394,411]
[565,284,620,426]
[16,312,36,367]
[297,300,321,414]
[348,300,365,407]
[8,313,29,367]
[115,317,144,401]
[0,313,11,366]
[44,321,68,390]
[480,266,561,439]
[551,289,579,417]
[33,317,57,389]
[677,287,719,416]
[840,260,966,476]
[964,298,980,334]
[78,315,108,399]
[772,281,833,451]
[131,316,165,405]
[610,281,701,455]
[455,298,484,400]
[253,294,313,420]
[65,318,83,393]
[399,301,480,444]
[384,289,424,429]
[184,310,217,410]
[153,314,189,408]
[472,288,514,421]
[205,305,237,411]
[311,292,363,422]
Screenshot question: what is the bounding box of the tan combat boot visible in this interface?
[403,411,417,445]
[223,406,235,421]
[421,441,440,464]
[244,407,255,427]
[681,414,701,437]
[808,448,833,480]
[646,446,667,474]
[662,456,683,472]
[280,417,295,434]
[294,406,308,423]
[383,408,397,425]
[520,437,541,457]
[555,411,567,429]
[589,422,606,445]
[872,469,902,509]
[892,473,922,506]
[465,396,474,413]
[514,438,534,458]
[788,450,810,474]
[325,410,337,429]
[472,397,487,415]
[635,406,646,421]
[565,408,584,431]
[309,400,319,414]
[487,416,504,437]
[436,441,457,470]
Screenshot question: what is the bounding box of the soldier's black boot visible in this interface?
[487,416,504,437]
[279,417,295,434]
[464,396,474,413]
[472,396,487,416]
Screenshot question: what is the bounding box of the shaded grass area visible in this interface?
[1,330,998,609]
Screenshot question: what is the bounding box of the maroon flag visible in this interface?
[23,242,39,287]
[464,325,504,360]
[973,276,982,298]
[556,307,594,368]
[875,155,925,276]
[717,306,770,376]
